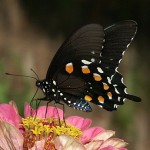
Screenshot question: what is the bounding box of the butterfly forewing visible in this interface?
[101,20,137,77]
[46,24,105,81]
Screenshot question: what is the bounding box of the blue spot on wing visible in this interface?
[70,98,92,112]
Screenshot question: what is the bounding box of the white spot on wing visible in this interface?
[127,43,130,48]
[93,73,100,77]
[124,88,128,94]
[53,80,56,85]
[108,95,112,100]
[97,67,104,73]
[122,51,125,55]
[91,51,95,54]
[60,93,63,96]
[82,65,88,69]
[91,58,95,62]
[114,104,118,109]
[107,77,111,84]
[81,60,92,65]
[119,59,122,63]
[131,36,134,41]
[115,67,118,72]
[111,75,114,80]
[52,89,55,92]
[68,100,71,104]
[98,105,103,108]
[43,89,45,93]
[66,62,73,66]
[115,87,120,94]
[105,66,109,69]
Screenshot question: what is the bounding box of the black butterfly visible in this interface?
[35,20,141,112]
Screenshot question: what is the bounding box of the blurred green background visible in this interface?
[0,0,149,149]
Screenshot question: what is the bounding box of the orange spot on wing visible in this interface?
[98,96,104,103]
[103,83,109,90]
[82,66,90,74]
[65,63,73,74]
[93,73,102,81]
[107,92,112,99]
[84,95,92,101]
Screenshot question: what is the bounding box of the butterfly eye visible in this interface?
[36,80,41,87]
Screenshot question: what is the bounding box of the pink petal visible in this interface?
[93,130,115,141]
[36,106,64,119]
[100,138,128,149]
[54,135,85,150]
[0,104,21,128]
[0,120,23,150]
[100,145,115,150]
[9,101,19,114]
[66,116,92,131]
[24,102,34,117]
[24,103,64,120]
[81,127,105,144]
[85,141,103,150]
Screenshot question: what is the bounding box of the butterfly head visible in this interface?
[36,79,53,95]
[36,80,48,91]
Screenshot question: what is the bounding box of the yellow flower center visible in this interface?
[21,117,82,149]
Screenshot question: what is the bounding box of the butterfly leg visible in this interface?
[45,100,51,118]
[55,102,66,127]
[31,97,53,117]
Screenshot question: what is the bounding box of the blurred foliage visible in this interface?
[0,56,33,115]
[0,62,10,102]
[20,0,149,38]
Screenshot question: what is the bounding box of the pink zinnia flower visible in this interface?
[0,101,23,150]
[0,101,128,150]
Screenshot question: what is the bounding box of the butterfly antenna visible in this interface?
[5,72,37,80]
[30,68,39,80]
